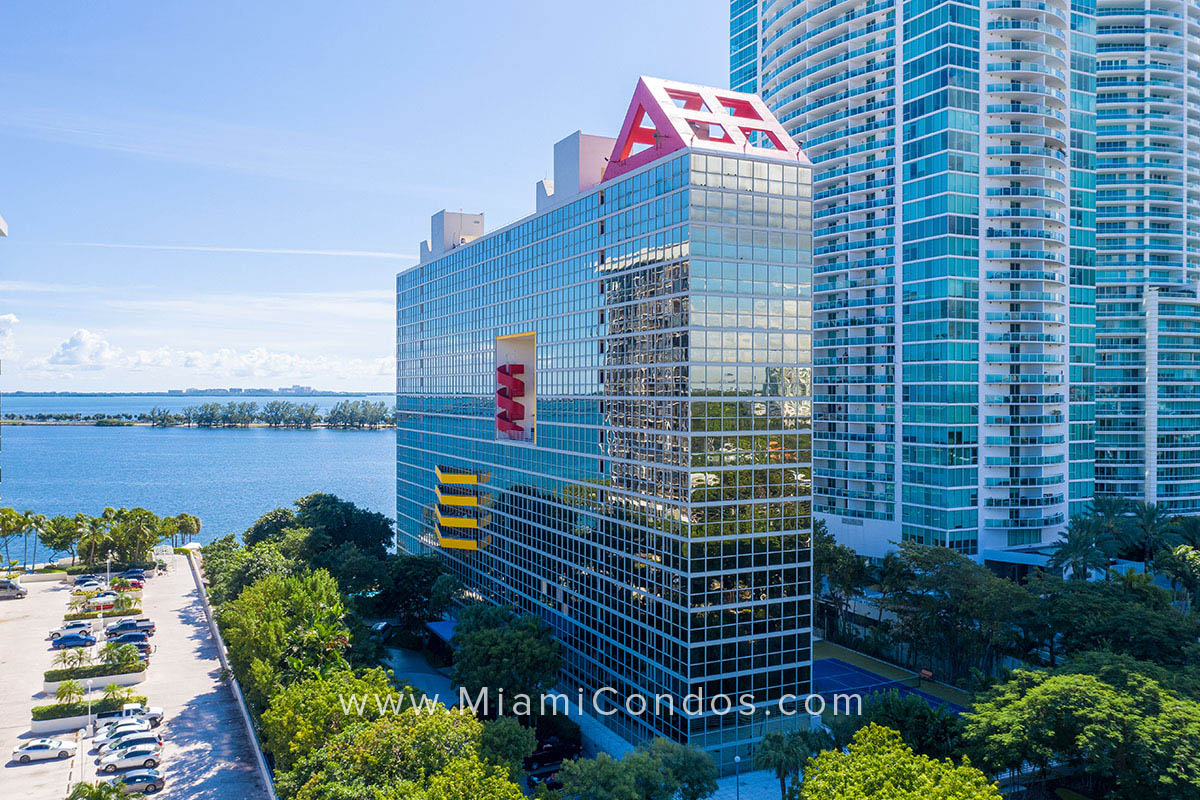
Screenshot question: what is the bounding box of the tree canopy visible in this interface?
[792,724,1000,800]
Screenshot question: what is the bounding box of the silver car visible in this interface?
[12,739,77,762]
[98,744,161,772]
[105,768,165,794]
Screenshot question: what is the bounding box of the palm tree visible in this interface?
[1089,495,1130,550]
[1048,515,1113,580]
[79,515,110,569]
[102,683,131,703]
[1176,515,1200,549]
[100,643,141,668]
[0,507,22,571]
[176,513,202,547]
[67,781,132,800]
[753,731,806,800]
[21,510,47,570]
[1162,545,1200,614]
[1125,501,1179,572]
[55,679,84,705]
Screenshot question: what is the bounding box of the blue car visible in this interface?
[51,632,97,649]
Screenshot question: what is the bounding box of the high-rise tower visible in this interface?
[733,0,1098,559]
[1095,2,1200,513]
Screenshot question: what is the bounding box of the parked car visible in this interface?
[108,632,150,646]
[50,620,94,639]
[92,702,164,733]
[73,573,102,585]
[12,739,77,762]
[105,618,155,637]
[71,581,105,595]
[117,569,146,581]
[98,730,162,755]
[98,731,162,755]
[113,578,144,590]
[0,578,28,600]
[527,763,564,791]
[105,768,165,794]
[93,721,152,747]
[51,632,97,649]
[97,744,161,772]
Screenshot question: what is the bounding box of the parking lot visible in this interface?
[1,557,271,798]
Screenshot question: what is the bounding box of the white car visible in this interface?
[94,721,151,747]
[49,620,93,639]
[71,581,105,595]
[12,738,77,762]
[98,744,161,772]
[98,730,162,755]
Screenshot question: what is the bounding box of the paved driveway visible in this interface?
[1,560,271,799]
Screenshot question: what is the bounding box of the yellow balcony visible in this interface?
[435,485,479,507]
[435,506,491,529]
[435,465,491,485]
[436,532,479,551]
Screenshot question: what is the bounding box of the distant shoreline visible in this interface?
[5,391,390,398]
[0,420,395,429]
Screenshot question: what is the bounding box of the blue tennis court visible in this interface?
[813,657,967,714]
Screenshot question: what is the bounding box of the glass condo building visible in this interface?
[733,0,1103,558]
[396,78,815,767]
[1094,1,1200,512]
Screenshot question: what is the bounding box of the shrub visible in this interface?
[44,663,146,682]
[65,562,154,576]
[64,608,142,621]
[31,695,148,721]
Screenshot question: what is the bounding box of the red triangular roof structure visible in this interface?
[602,77,809,182]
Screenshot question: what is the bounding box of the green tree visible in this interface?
[451,607,563,710]
[478,717,537,781]
[375,554,447,627]
[67,782,138,800]
[882,542,1030,683]
[0,508,22,571]
[415,755,525,800]
[1161,544,1200,614]
[558,752,637,800]
[294,492,394,558]
[276,708,518,800]
[219,569,351,712]
[102,683,132,703]
[827,689,963,759]
[99,643,142,668]
[39,514,80,565]
[56,679,84,705]
[244,507,297,547]
[261,667,404,771]
[640,738,718,800]
[1048,514,1114,580]
[966,669,1200,798]
[812,520,870,639]
[1124,501,1178,571]
[753,729,825,800]
[793,724,1000,800]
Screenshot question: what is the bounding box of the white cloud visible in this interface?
[45,329,124,369]
[0,313,18,358]
[32,330,391,382]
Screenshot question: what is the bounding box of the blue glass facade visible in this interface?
[397,149,815,766]
[737,0,1102,557]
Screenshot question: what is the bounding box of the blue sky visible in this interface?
[0,1,727,391]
